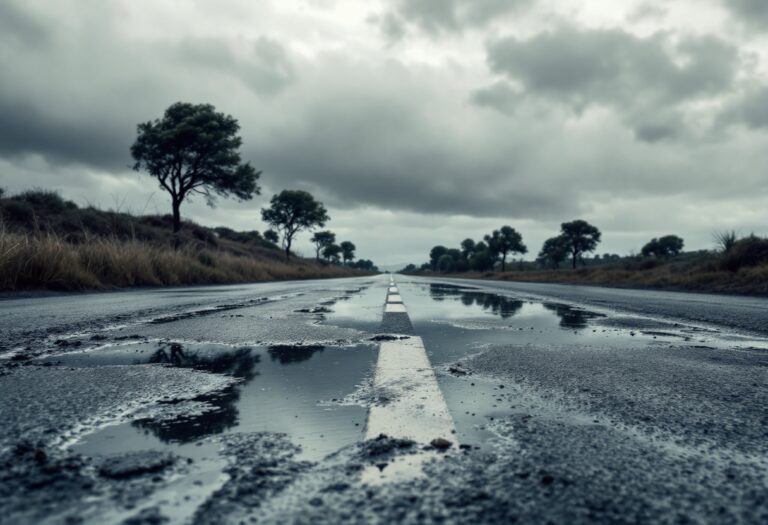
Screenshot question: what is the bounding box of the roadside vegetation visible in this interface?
[404,221,768,296]
[0,102,379,291]
[0,190,370,291]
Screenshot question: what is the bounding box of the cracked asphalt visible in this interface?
[0,275,766,524]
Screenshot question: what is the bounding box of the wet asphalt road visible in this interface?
[0,275,767,524]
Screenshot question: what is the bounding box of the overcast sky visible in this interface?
[1,0,767,266]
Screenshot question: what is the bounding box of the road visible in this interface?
[0,275,766,524]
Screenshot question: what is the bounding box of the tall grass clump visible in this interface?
[0,228,362,292]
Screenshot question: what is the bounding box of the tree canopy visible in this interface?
[261,190,329,261]
[560,220,602,269]
[340,241,356,264]
[485,226,527,272]
[311,230,336,261]
[429,246,449,271]
[131,102,261,241]
[263,229,279,244]
[538,236,570,268]
[641,235,684,258]
[322,243,342,263]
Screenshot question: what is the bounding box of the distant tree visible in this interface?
[538,236,570,269]
[429,246,449,271]
[437,254,456,273]
[352,259,377,271]
[460,238,476,260]
[263,229,279,244]
[469,241,495,272]
[641,235,684,258]
[322,243,342,263]
[402,263,417,273]
[560,220,602,269]
[340,241,356,264]
[261,190,329,261]
[131,102,261,244]
[311,230,336,261]
[485,226,527,272]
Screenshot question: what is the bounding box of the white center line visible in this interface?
[384,303,407,313]
[364,282,458,483]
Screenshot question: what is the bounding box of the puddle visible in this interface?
[35,338,375,523]
[393,279,768,449]
[322,283,390,333]
[56,340,376,460]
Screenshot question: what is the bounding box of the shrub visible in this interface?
[2,200,35,224]
[14,189,77,214]
[721,236,768,272]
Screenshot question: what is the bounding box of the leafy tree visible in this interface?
[340,241,356,264]
[485,226,527,272]
[352,259,378,271]
[131,102,260,243]
[641,235,684,258]
[401,263,417,272]
[460,238,476,260]
[322,243,342,263]
[437,254,456,273]
[538,236,570,269]
[560,220,602,269]
[429,245,448,271]
[261,190,329,261]
[469,242,495,272]
[311,230,336,261]
[263,229,279,244]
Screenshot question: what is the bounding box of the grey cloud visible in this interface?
[0,95,130,169]
[483,27,738,142]
[0,1,295,168]
[177,36,295,96]
[487,28,736,108]
[719,87,768,130]
[723,0,768,31]
[250,60,578,219]
[627,2,668,23]
[0,2,48,47]
[378,0,531,38]
[471,82,522,115]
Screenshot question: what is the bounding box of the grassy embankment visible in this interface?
[0,190,366,292]
[416,246,768,296]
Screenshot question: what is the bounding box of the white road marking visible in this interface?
[389,287,398,293]
[384,303,407,313]
[387,294,403,303]
[364,286,458,484]
[365,337,457,443]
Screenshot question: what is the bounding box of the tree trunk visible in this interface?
[501,254,506,272]
[171,198,182,250]
[572,251,577,269]
[285,237,292,262]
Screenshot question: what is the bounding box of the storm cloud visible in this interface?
[374,0,532,39]
[484,27,739,141]
[1,0,767,265]
[722,0,768,30]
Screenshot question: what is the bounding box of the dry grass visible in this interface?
[445,264,768,296]
[0,230,363,292]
